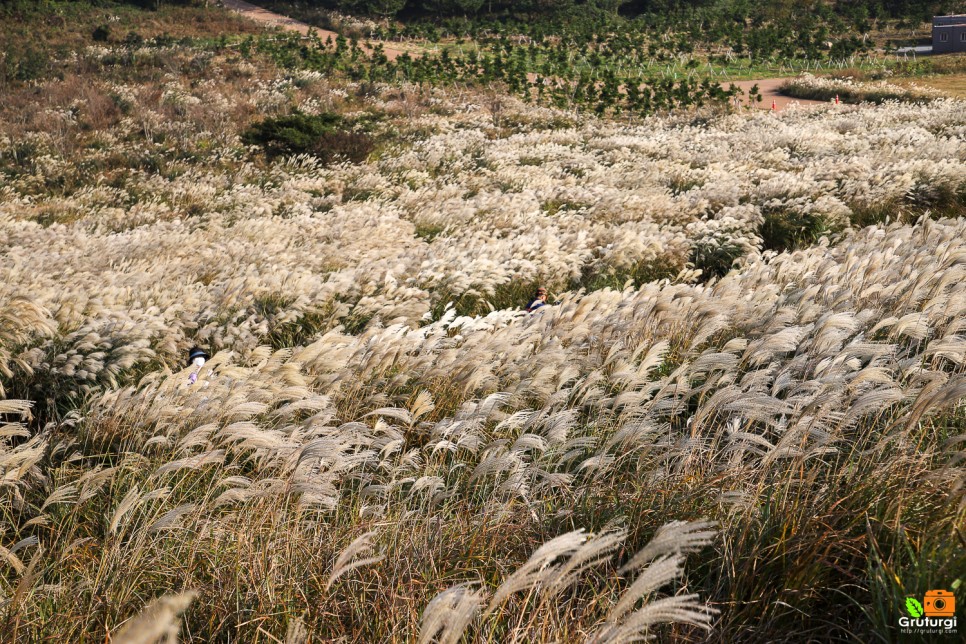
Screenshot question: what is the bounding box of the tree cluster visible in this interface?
[288,0,956,22]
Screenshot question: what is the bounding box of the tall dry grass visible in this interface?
[1,24,965,644]
[3,214,966,640]
[780,73,943,104]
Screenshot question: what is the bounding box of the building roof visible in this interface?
[933,15,966,27]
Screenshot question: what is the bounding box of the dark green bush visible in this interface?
[761,210,831,252]
[313,129,376,165]
[92,24,111,42]
[1,44,51,83]
[242,112,341,157]
[690,240,747,279]
[241,112,374,164]
[124,30,145,47]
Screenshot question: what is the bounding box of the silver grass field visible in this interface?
[1,31,965,644]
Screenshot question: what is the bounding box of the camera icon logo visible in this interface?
[924,589,956,617]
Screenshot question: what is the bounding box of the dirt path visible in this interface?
[221,0,411,60]
[222,1,821,111]
[727,77,825,110]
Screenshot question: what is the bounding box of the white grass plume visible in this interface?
[109,485,142,535]
[112,591,197,644]
[0,399,34,417]
[40,484,77,512]
[285,616,309,644]
[590,594,717,643]
[325,530,385,591]
[484,529,588,616]
[147,504,196,533]
[590,520,719,641]
[618,520,717,575]
[544,529,627,599]
[418,582,486,644]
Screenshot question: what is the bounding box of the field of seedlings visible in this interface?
[1,3,966,643]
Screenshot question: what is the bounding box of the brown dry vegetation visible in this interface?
[896,72,966,98]
[0,2,265,50]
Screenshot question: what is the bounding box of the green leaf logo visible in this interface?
[905,597,924,618]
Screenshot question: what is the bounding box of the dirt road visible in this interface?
[221,0,411,60]
[727,77,825,110]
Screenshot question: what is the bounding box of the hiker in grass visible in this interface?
[526,287,549,313]
[186,346,209,385]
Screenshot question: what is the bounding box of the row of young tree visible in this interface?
[295,0,956,22]
[248,30,743,118]
[376,11,871,65]
[259,0,955,65]
[1,0,952,23]
[237,0,953,119]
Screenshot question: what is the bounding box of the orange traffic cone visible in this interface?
[771,99,777,111]
[835,94,840,105]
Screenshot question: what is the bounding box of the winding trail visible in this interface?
[222,0,823,111]
[221,0,411,60]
